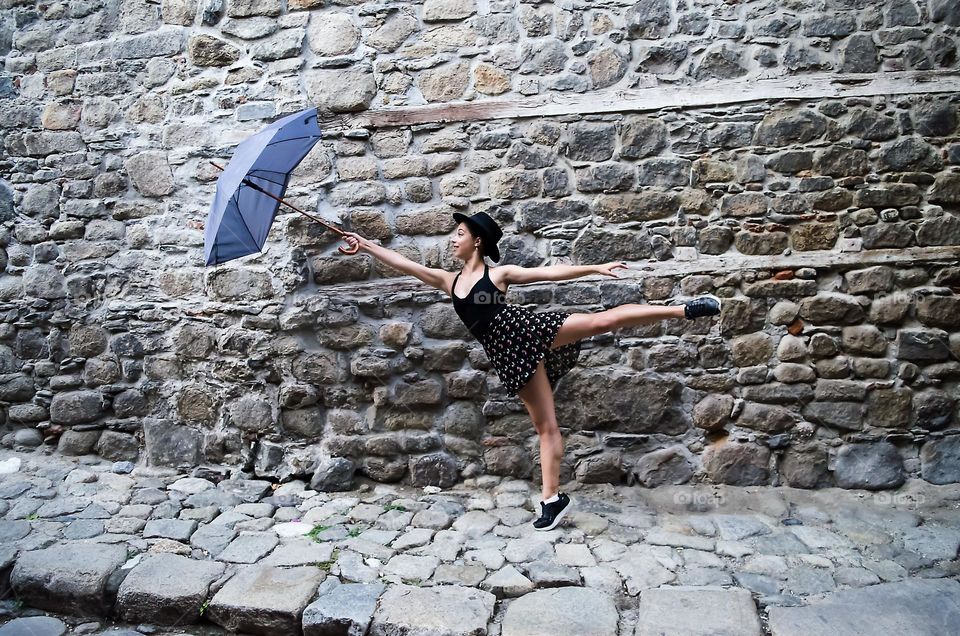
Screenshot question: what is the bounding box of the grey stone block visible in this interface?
[920,436,960,484]
[0,616,67,636]
[481,564,535,598]
[190,523,238,556]
[834,442,905,490]
[0,520,31,542]
[116,553,225,624]
[310,457,356,492]
[216,531,279,563]
[143,418,201,467]
[207,564,325,635]
[501,587,617,636]
[371,584,496,636]
[219,478,273,503]
[636,586,762,636]
[10,543,128,616]
[142,518,198,542]
[768,579,960,635]
[524,560,581,587]
[302,580,385,636]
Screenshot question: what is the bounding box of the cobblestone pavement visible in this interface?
[0,449,958,636]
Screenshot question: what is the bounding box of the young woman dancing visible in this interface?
[341,211,720,531]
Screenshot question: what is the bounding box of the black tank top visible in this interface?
[451,263,507,339]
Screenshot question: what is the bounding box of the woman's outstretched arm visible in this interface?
[341,231,451,292]
[501,262,628,285]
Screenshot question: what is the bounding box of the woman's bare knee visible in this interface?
[518,362,558,430]
[527,410,559,431]
[526,407,559,436]
[535,422,561,439]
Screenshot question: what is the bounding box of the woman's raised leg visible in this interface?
[549,303,685,349]
[517,359,562,502]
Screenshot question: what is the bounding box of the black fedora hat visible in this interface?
[452,211,503,262]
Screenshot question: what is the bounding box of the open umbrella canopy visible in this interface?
[204,106,323,266]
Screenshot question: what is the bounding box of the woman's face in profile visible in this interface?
[451,223,475,260]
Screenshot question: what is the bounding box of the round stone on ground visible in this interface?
[0,616,67,636]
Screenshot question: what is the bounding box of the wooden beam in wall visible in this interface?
[627,245,960,279]
[319,70,960,133]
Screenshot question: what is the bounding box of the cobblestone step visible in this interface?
[0,450,958,635]
[767,578,960,636]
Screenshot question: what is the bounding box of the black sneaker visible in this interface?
[533,493,572,531]
[684,294,721,319]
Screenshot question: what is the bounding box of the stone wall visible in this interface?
[1,0,959,491]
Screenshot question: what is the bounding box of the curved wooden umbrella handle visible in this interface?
[338,242,361,255]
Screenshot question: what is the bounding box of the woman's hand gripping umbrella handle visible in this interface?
[340,231,376,255]
[209,161,360,255]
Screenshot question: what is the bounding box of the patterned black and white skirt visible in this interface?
[477,304,582,396]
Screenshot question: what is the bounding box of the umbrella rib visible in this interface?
[244,170,285,186]
[207,189,259,265]
[245,174,287,187]
[262,134,322,149]
[249,168,294,176]
[233,185,266,250]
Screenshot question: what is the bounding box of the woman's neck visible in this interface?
[461,255,485,275]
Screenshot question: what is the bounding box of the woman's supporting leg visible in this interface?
[549,303,685,349]
[517,359,562,502]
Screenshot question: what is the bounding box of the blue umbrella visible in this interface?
[204,106,358,266]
